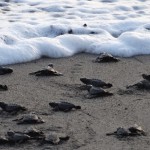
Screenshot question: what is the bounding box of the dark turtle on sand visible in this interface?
[142,74,150,81]
[0,102,27,114]
[86,85,113,98]
[126,79,150,90]
[24,127,44,139]
[0,136,9,144]
[80,78,112,88]
[94,53,119,63]
[0,84,8,91]
[128,124,146,136]
[29,64,63,76]
[106,127,129,138]
[14,114,45,124]
[49,102,81,112]
[7,131,30,143]
[41,132,69,145]
[106,125,146,139]
[0,66,13,75]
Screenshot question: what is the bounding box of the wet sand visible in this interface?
[0,54,150,150]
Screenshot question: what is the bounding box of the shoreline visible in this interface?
[0,53,150,149]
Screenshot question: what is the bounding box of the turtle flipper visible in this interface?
[106,132,116,136]
[29,71,41,75]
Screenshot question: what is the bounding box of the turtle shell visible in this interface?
[45,133,60,144]
[16,114,45,124]
[95,53,119,63]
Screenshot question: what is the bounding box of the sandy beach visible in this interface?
[0,54,150,150]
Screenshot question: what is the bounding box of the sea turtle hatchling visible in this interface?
[29,64,63,76]
[94,53,120,63]
[24,127,44,139]
[49,102,81,112]
[80,78,112,88]
[126,79,150,90]
[7,131,30,144]
[0,102,27,114]
[42,132,69,145]
[86,85,113,98]
[106,125,146,139]
[0,66,13,75]
[106,127,129,138]
[14,114,45,124]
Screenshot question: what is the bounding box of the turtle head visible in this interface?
[0,85,8,90]
[75,106,81,109]
[3,85,8,90]
[48,64,53,68]
[4,68,13,74]
[107,92,113,96]
[49,102,58,108]
[106,83,112,88]
[0,102,7,108]
[142,74,148,80]
[80,78,88,84]
[7,131,14,136]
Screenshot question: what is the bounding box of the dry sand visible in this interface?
[0,54,150,150]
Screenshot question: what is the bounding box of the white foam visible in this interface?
[0,0,150,65]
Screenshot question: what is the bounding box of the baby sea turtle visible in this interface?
[142,74,150,81]
[0,84,8,91]
[29,64,63,76]
[42,132,69,145]
[106,127,129,138]
[7,131,30,144]
[106,125,146,139]
[80,78,112,88]
[128,124,146,136]
[0,66,13,75]
[86,85,113,98]
[0,102,27,114]
[49,102,81,112]
[126,79,150,90]
[24,127,44,139]
[14,114,45,124]
[94,53,119,63]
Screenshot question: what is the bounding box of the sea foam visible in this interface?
[0,0,150,65]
